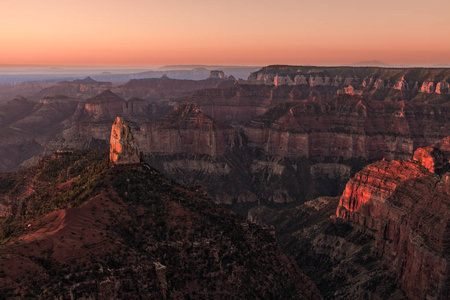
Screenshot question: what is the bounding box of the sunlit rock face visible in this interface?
[247,66,450,100]
[435,80,449,94]
[394,77,409,91]
[336,137,450,300]
[413,136,450,173]
[109,117,140,164]
[420,81,435,93]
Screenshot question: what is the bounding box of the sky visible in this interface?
[1,0,450,67]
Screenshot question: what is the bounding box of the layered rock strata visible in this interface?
[138,103,236,156]
[248,65,450,96]
[336,138,450,300]
[244,98,450,161]
[413,137,450,173]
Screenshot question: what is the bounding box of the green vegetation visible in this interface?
[0,150,109,243]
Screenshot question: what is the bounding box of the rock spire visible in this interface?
[109,117,140,164]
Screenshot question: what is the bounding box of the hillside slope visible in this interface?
[0,151,320,299]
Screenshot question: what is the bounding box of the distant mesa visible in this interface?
[109,117,140,164]
[208,70,226,79]
[72,76,99,84]
[86,89,125,103]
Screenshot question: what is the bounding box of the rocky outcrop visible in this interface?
[274,74,294,86]
[208,70,226,79]
[336,160,427,221]
[394,77,409,91]
[336,137,450,300]
[413,137,450,173]
[109,117,140,164]
[435,81,449,94]
[420,81,435,93]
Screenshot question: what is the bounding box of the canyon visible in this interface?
[0,65,449,298]
[0,66,449,207]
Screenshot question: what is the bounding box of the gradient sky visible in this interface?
[1,0,450,66]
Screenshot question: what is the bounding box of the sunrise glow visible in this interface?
[1,0,450,66]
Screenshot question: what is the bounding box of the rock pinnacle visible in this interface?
[109,117,140,164]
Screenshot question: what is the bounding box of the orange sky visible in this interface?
[1,0,449,66]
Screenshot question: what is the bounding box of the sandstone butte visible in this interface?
[109,116,140,164]
[336,137,450,300]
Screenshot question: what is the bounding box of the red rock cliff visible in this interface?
[413,137,450,173]
[336,138,450,300]
[109,117,140,164]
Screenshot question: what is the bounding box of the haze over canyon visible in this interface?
[0,64,448,299]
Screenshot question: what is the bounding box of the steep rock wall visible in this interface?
[336,138,450,300]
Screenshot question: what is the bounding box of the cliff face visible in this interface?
[244,97,450,161]
[248,65,450,97]
[138,103,236,156]
[413,137,450,173]
[336,138,450,300]
[188,84,338,124]
[109,117,140,164]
